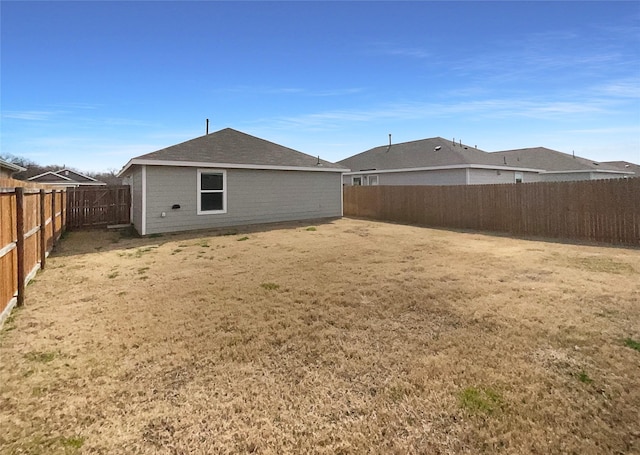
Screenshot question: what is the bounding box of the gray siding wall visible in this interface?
[344,169,467,186]
[143,166,342,235]
[541,172,627,182]
[128,168,144,234]
[468,169,541,184]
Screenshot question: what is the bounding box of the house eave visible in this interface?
[0,162,27,173]
[540,169,634,175]
[117,158,348,177]
[343,164,544,175]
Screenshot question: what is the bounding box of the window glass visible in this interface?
[201,192,223,211]
[201,173,223,190]
[198,170,226,214]
[353,177,362,186]
[515,172,523,183]
[369,175,379,186]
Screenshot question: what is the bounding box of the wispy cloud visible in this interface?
[563,126,640,135]
[50,102,100,110]
[2,110,63,121]
[367,42,430,59]
[266,96,613,131]
[2,103,103,122]
[213,86,366,97]
[595,80,640,98]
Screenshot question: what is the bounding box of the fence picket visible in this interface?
[344,179,640,246]
[1,183,67,321]
[65,186,131,229]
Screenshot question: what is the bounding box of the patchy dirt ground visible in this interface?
[1,218,639,455]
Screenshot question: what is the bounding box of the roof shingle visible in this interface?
[491,148,626,173]
[130,128,346,170]
[338,137,525,172]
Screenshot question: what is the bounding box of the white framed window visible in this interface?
[352,176,362,186]
[368,175,379,186]
[197,169,227,215]
[515,172,523,183]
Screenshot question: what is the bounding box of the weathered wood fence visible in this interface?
[1,179,66,324]
[66,185,131,230]
[344,178,640,246]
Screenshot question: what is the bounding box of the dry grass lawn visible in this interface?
[1,218,639,454]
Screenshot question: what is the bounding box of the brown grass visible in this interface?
[1,218,639,454]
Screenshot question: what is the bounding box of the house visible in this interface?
[0,158,26,179]
[117,128,348,236]
[27,169,107,187]
[491,148,634,182]
[602,161,640,177]
[339,137,541,186]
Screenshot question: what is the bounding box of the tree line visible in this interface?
[0,153,122,185]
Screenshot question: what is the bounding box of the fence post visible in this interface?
[61,189,66,232]
[15,187,25,307]
[51,189,57,240]
[39,189,47,270]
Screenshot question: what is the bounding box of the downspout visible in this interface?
[465,167,470,184]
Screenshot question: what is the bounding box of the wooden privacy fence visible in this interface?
[344,178,640,246]
[1,181,66,324]
[66,185,131,230]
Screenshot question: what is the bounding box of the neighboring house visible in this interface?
[27,169,107,187]
[117,128,347,236]
[339,137,541,186]
[602,161,640,177]
[0,158,26,179]
[491,148,634,182]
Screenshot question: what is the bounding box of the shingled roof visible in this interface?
[602,161,640,176]
[27,169,106,186]
[338,137,538,172]
[119,128,346,175]
[491,147,630,174]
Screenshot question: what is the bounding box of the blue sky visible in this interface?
[2,1,639,173]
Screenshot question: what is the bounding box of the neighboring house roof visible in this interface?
[338,137,540,173]
[0,158,27,174]
[118,128,347,176]
[28,171,74,183]
[491,148,632,175]
[28,169,106,186]
[602,161,640,176]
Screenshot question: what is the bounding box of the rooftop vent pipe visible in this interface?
[206,118,209,135]
[386,133,392,152]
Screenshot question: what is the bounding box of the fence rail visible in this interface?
[1,181,66,324]
[344,178,640,246]
[66,185,131,230]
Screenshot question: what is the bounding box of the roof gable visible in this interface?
[121,128,346,174]
[55,168,99,183]
[28,169,106,185]
[28,171,73,182]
